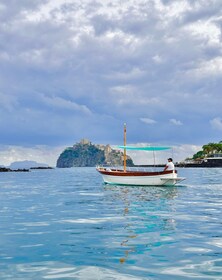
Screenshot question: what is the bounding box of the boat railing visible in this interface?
[96,165,163,172]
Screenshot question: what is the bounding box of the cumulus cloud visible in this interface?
[0,145,65,167]
[210,117,222,131]
[170,118,183,126]
[140,118,157,125]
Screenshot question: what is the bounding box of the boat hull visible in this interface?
[96,168,185,186]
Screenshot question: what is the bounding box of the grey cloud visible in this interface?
[181,0,222,25]
[91,15,115,36]
[0,0,222,147]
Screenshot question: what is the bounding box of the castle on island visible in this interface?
[56,139,134,168]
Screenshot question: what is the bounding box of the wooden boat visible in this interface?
[96,124,185,186]
[96,168,184,186]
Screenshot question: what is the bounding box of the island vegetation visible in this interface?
[188,141,222,160]
[177,141,222,167]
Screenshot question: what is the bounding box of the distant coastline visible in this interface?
[0,167,29,172]
[0,166,53,172]
[0,160,54,172]
[176,159,222,168]
[1,141,222,171]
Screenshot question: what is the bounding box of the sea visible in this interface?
[0,167,221,280]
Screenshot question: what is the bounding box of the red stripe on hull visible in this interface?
[97,168,177,177]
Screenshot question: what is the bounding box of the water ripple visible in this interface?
[0,168,222,279]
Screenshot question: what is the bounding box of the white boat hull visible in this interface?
[97,168,185,186]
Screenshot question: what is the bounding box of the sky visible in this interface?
[0,0,222,166]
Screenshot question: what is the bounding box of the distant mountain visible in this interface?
[56,139,134,168]
[9,160,48,170]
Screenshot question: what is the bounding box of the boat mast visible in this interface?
[124,123,127,172]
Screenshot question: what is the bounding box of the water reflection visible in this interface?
[104,185,179,202]
[104,185,180,264]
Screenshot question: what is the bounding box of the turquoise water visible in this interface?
[0,168,222,279]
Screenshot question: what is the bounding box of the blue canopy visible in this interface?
[118,146,171,151]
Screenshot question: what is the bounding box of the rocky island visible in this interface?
[56,139,134,168]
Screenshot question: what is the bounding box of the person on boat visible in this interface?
[163,158,175,171]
